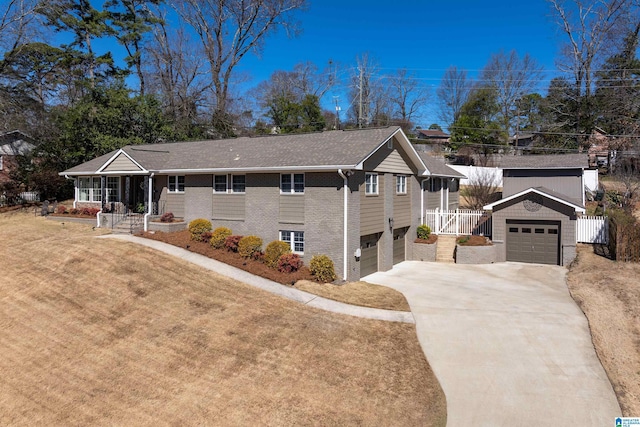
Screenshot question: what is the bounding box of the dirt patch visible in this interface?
[295,280,411,312]
[456,235,492,246]
[567,244,640,415]
[0,211,446,426]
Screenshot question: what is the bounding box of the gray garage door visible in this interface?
[360,234,380,277]
[393,227,408,264]
[506,221,560,265]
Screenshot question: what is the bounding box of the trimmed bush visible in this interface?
[264,240,292,268]
[201,231,213,243]
[309,254,336,283]
[160,212,175,223]
[210,227,232,249]
[224,235,243,252]
[277,253,303,273]
[417,224,431,239]
[56,205,67,214]
[238,235,263,258]
[70,208,80,215]
[188,218,212,241]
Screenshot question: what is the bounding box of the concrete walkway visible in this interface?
[364,261,621,426]
[99,234,413,324]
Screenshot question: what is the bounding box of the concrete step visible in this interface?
[435,235,457,263]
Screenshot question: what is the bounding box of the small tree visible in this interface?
[614,157,640,210]
[463,168,500,210]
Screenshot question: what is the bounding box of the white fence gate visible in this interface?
[576,216,608,244]
[424,209,492,236]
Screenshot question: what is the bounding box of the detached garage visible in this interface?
[484,187,585,266]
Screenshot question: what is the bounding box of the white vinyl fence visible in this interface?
[576,216,608,244]
[424,208,492,236]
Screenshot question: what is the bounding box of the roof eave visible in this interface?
[483,187,586,213]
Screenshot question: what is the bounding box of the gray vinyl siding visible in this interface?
[184,175,213,221]
[393,181,411,228]
[103,153,141,172]
[363,136,417,174]
[503,169,583,203]
[491,194,577,266]
[212,194,245,220]
[360,174,385,235]
[449,180,460,209]
[279,194,304,224]
[155,174,185,217]
[425,178,442,210]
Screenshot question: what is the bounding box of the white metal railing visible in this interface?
[424,208,492,236]
[576,216,608,244]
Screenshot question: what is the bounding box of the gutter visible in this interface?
[143,173,155,232]
[337,169,349,281]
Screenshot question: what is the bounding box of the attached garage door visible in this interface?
[393,227,408,264]
[506,221,560,265]
[360,234,380,277]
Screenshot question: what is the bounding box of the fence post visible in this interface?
[435,207,440,234]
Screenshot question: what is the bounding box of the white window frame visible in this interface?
[280,173,304,194]
[396,175,407,195]
[214,175,227,193]
[106,176,120,202]
[78,176,102,202]
[365,173,378,195]
[280,230,304,254]
[168,175,185,193]
[231,175,246,194]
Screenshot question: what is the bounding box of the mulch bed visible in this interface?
[415,235,438,244]
[139,230,315,285]
[457,235,492,246]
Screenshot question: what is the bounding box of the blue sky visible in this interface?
[232,0,565,126]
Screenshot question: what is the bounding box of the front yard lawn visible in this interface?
[0,211,446,426]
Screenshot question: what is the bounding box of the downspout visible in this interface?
[143,173,155,232]
[337,169,349,281]
[64,175,78,209]
[420,179,425,225]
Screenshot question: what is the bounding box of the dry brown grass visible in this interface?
[567,244,640,416]
[0,211,446,426]
[295,280,411,312]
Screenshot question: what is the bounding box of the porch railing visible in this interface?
[424,208,492,236]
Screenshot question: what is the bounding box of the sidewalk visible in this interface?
[99,234,414,324]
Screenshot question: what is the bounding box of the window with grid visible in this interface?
[280,230,304,254]
[168,175,185,193]
[396,175,407,194]
[106,177,119,202]
[78,177,91,201]
[365,173,378,195]
[281,173,304,193]
[214,175,227,193]
[232,175,245,193]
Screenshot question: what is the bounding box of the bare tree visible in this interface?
[144,13,212,138]
[171,0,307,136]
[480,50,543,134]
[436,66,472,130]
[347,53,389,127]
[462,168,501,210]
[0,0,43,54]
[387,68,430,132]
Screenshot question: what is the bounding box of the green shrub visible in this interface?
[417,224,431,239]
[264,240,292,268]
[238,235,263,258]
[277,253,303,273]
[210,227,232,249]
[224,235,243,252]
[188,218,212,241]
[309,254,336,283]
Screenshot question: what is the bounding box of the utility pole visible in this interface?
[333,96,341,130]
[358,66,363,129]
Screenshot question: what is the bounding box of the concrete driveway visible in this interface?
[365,261,620,426]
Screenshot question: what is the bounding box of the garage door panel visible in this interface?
[393,227,407,265]
[360,234,379,277]
[507,221,559,265]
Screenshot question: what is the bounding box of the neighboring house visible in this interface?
[60,126,465,281]
[415,129,450,144]
[0,130,35,186]
[484,154,588,266]
[509,132,536,154]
